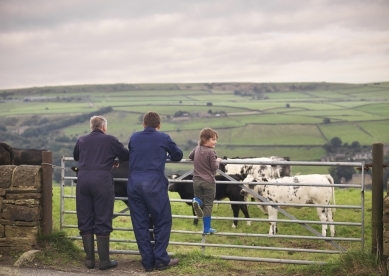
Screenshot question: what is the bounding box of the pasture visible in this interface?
[56,182,370,267]
[1,81,389,176]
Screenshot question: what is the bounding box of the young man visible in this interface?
[127,111,183,272]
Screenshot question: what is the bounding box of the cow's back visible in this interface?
[258,174,333,205]
[13,148,46,165]
[0,142,14,165]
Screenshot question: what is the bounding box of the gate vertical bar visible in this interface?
[371,143,383,260]
[42,151,53,234]
[60,156,65,231]
[361,161,365,251]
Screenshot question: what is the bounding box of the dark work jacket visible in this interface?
[73,129,129,170]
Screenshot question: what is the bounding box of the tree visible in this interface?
[206,102,213,106]
[329,166,356,183]
[323,143,333,153]
[55,135,71,142]
[323,118,331,124]
[286,103,290,108]
[330,137,342,148]
[351,141,361,151]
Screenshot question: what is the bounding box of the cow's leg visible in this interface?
[317,207,328,236]
[231,204,240,228]
[239,203,251,226]
[268,207,278,235]
[191,206,199,225]
[326,207,335,237]
[258,204,269,216]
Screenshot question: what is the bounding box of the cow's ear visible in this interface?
[262,178,268,182]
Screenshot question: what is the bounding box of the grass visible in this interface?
[34,231,83,267]
[294,250,385,276]
[48,175,384,275]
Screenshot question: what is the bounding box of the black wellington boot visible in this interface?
[96,235,118,270]
[81,234,95,269]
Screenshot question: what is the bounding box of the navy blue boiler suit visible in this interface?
[127,127,183,269]
[73,129,129,236]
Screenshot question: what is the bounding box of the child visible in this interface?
[188,128,222,234]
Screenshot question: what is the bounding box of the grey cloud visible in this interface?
[0,0,388,89]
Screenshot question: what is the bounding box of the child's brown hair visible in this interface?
[199,128,218,146]
[143,112,160,128]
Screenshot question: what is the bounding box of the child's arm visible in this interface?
[209,151,221,171]
[188,148,195,160]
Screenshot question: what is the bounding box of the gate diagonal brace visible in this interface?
[217,170,346,252]
[113,207,129,219]
[175,169,194,180]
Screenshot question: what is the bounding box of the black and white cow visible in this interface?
[168,174,250,228]
[219,156,292,206]
[220,156,292,181]
[242,174,336,237]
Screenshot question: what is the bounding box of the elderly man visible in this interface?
[73,115,129,270]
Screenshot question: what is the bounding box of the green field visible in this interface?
[1,81,388,169]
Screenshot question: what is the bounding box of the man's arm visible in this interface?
[166,136,183,161]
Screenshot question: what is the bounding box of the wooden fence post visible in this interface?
[372,143,383,260]
[42,151,53,234]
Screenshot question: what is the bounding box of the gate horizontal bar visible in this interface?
[61,194,361,210]
[61,211,362,226]
[62,225,362,242]
[215,255,327,265]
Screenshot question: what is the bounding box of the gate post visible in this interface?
[42,151,53,234]
[371,143,383,260]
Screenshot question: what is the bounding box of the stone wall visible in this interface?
[0,165,42,254]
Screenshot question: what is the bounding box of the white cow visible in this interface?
[220,156,292,180]
[242,174,336,237]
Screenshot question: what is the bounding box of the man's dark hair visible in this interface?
[143,112,160,128]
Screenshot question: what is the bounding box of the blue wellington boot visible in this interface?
[203,216,217,234]
[192,197,204,218]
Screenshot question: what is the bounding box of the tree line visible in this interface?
[21,107,112,138]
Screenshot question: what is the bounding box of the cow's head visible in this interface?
[168,174,180,192]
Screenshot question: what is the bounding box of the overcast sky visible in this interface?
[1,0,388,89]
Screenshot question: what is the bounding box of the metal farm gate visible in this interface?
[60,157,365,265]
